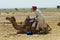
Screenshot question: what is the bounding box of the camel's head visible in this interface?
[6,17,13,21]
[6,17,11,20]
[6,16,16,22]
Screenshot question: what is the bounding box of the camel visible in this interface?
[6,16,38,34]
[6,16,52,34]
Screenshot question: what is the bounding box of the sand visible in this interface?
[0,8,60,40]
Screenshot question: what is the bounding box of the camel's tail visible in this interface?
[47,24,52,31]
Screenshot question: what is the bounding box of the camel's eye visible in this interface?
[6,17,8,20]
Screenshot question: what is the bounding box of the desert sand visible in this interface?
[0,8,60,40]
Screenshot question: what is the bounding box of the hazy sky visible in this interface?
[0,0,60,8]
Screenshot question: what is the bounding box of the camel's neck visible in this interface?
[11,20,17,27]
[10,20,19,30]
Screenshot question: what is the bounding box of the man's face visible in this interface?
[32,8,36,11]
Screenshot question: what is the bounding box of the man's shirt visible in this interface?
[35,9,45,20]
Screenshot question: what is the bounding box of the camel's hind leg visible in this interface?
[44,24,52,34]
[39,24,52,34]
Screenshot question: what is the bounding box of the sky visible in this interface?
[0,0,60,8]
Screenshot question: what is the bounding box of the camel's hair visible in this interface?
[6,16,52,34]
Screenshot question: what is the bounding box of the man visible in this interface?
[32,6,47,33]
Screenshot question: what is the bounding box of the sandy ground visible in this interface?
[0,9,60,40]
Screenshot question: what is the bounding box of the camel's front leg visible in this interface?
[17,28,27,34]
